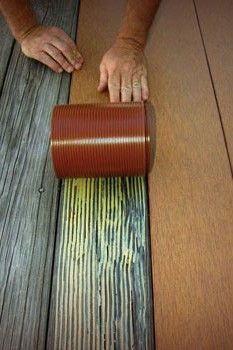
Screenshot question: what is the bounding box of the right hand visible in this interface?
[98,38,149,103]
[20,25,83,73]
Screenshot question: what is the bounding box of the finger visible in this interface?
[52,27,77,49]
[66,47,83,70]
[39,52,63,73]
[52,36,83,69]
[121,74,132,102]
[98,67,108,92]
[141,75,149,101]
[44,44,74,73]
[108,71,120,103]
[132,76,142,102]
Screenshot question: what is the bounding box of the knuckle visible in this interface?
[108,75,119,85]
[108,77,119,88]
[122,63,132,72]
[62,46,72,56]
[61,61,70,69]
[52,50,60,59]
[134,65,144,75]
[121,84,132,93]
[108,62,118,72]
[58,56,67,66]
[132,80,141,89]
[50,26,58,33]
[42,33,52,42]
[133,71,142,79]
[142,67,148,76]
[142,70,147,79]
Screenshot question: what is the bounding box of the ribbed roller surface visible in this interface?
[50,102,155,178]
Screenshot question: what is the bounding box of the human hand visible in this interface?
[20,25,83,73]
[98,38,149,102]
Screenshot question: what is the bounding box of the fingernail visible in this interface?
[75,54,82,61]
[67,66,74,73]
[58,68,63,73]
[75,63,81,70]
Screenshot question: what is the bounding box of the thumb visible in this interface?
[97,67,108,92]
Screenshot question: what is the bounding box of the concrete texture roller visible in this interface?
[50,102,156,178]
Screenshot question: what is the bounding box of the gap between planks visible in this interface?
[193,0,233,177]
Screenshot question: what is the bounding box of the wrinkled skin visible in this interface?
[21,26,148,102]
[98,40,149,102]
[21,25,83,73]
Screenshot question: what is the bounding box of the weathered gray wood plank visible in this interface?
[0,1,79,349]
[0,14,14,93]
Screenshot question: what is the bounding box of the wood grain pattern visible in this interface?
[0,1,78,348]
[146,0,233,349]
[47,1,155,349]
[194,0,233,171]
[0,14,14,92]
[47,177,154,349]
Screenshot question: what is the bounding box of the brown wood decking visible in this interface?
[147,0,233,348]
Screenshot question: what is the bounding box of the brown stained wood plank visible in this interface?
[194,0,233,173]
[0,1,78,349]
[47,1,155,349]
[69,1,126,105]
[146,0,233,349]
[0,14,14,92]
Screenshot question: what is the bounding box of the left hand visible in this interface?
[20,25,83,73]
[97,38,149,103]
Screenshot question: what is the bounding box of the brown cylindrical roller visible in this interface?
[50,102,155,178]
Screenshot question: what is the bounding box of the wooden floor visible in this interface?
[1,0,233,349]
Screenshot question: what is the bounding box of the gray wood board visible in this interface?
[0,14,14,93]
[0,1,78,349]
